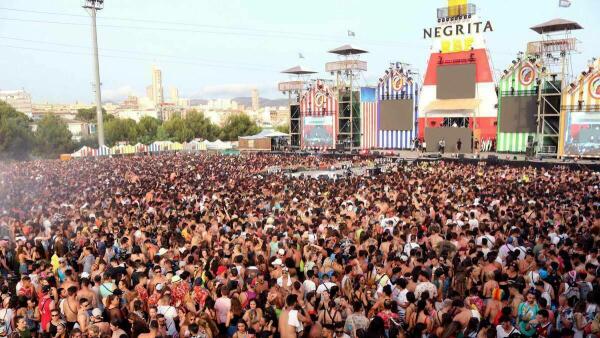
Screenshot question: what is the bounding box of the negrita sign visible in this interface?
[424,21,493,39]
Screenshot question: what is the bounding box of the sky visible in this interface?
[0,0,599,103]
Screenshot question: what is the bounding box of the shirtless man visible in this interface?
[453,300,474,328]
[77,278,98,309]
[278,294,310,338]
[77,298,90,333]
[62,286,80,330]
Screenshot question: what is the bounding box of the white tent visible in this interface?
[206,139,232,150]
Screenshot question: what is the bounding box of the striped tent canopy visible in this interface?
[98,145,111,156]
[184,140,207,151]
[122,144,136,154]
[148,142,160,152]
[171,142,184,151]
[149,141,173,152]
[111,145,123,155]
[134,143,148,153]
[72,146,92,157]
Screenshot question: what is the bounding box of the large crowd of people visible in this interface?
[0,153,598,338]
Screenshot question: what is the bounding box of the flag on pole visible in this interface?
[347,30,356,37]
[298,53,304,59]
[559,0,571,7]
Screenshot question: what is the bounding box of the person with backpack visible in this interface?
[562,271,582,304]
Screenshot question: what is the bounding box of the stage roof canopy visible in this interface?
[239,129,289,140]
[530,18,583,34]
[328,44,368,56]
[281,65,317,75]
[424,98,481,112]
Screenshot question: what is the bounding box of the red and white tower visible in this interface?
[419,0,497,152]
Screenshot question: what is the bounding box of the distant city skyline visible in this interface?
[1,0,599,103]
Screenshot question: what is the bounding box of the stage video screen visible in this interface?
[564,111,600,156]
[499,96,537,133]
[379,99,414,131]
[437,64,476,99]
[303,116,334,148]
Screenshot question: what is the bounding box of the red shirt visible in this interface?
[135,284,148,303]
[171,282,190,307]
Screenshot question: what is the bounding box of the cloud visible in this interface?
[102,85,137,102]
[193,83,278,99]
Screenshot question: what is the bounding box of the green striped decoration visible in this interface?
[496,58,536,153]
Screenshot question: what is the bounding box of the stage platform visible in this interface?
[271,150,600,170]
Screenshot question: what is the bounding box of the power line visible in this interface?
[0,44,280,72]
[0,12,424,48]
[0,36,276,70]
[0,6,338,40]
[0,16,522,58]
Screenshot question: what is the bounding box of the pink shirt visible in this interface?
[214,296,231,324]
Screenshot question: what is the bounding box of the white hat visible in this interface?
[92,308,102,317]
[171,275,182,283]
[271,258,283,266]
[157,248,168,256]
[267,217,274,225]
[156,283,164,291]
[80,272,90,279]
[277,248,285,256]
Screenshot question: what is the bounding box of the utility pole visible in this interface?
[83,0,105,146]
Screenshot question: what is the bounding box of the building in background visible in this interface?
[31,101,92,121]
[0,89,33,118]
[120,96,139,110]
[170,87,179,104]
[146,85,154,102]
[252,88,259,111]
[116,109,159,122]
[151,65,164,105]
[30,119,91,141]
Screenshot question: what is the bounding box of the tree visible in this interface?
[104,118,138,146]
[136,116,161,144]
[275,123,289,134]
[163,116,194,142]
[75,135,99,149]
[34,115,74,158]
[155,125,168,141]
[219,114,261,141]
[76,107,112,123]
[185,110,219,141]
[0,100,34,160]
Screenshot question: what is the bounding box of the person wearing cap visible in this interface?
[89,308,111,336]
[170,273,189,308]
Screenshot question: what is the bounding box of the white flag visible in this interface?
[347,30,356,37]
[559,0,571,7]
